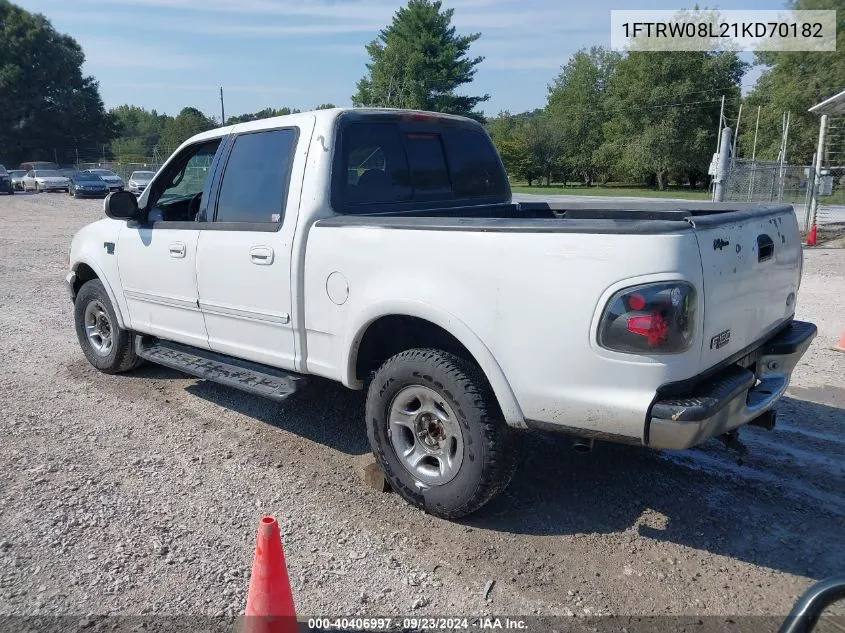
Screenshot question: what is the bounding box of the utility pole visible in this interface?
[731,102,743,168]
[715,94,726,156]
[220,87,225,125]
[751,105,761,162]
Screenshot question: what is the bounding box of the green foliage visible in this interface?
[0,0,113,165]
[743,0,845,163]
[546,47,620,185]
[351,0,488,120]
[486,110,563,186]
[599,50,745,189]
[315,103,337,110]
[225,107,301,125]
[110,104,170,159]
[159,107,216,150]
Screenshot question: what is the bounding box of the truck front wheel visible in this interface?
[366,348,518,519]
[74,279,141,374]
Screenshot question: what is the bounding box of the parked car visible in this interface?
[19,161,60,172]
[22,169,70,192]
[84,169,124,192]
[68,171,109,198]
[127,170,155,195]
[65,108,816,519]
[0,165,14,194]
[9,170,27,191]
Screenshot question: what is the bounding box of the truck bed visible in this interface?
[317,201,797,235]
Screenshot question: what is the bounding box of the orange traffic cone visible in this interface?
[807,224,818,247]
[835,328,845,353]
[242,517,298,633]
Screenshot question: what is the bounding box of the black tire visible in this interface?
[366,348,518,519]
[34,183,40,193]
[74,279,141,374]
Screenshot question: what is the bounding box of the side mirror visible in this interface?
[104,190,140,221]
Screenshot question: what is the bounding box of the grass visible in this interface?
[510,183,711,200]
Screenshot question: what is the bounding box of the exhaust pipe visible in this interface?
[572,438,594,453]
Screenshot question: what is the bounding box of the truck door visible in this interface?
[196,118,313,369]
[116,139,223,349]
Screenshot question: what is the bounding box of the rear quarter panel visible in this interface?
[303,224,704,439]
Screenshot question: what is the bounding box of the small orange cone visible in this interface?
[835,328,845,353]
[242,517,298,633]
[807,224,818,246]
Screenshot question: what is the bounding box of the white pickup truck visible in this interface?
[66,107,817,518]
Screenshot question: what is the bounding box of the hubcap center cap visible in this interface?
[418,414,446,448]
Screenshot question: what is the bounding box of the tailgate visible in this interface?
[694,206,802,372]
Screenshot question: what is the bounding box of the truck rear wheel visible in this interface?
[365,348,517,519]
[74,279,141,374]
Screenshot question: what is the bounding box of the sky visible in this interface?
[14,0,781,121]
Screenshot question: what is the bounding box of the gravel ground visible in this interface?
[1,191,844,625]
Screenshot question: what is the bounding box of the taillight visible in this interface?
[598,282,697,354]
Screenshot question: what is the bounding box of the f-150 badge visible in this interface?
[710,329,731,350]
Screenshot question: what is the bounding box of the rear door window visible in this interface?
[214,128,298,224]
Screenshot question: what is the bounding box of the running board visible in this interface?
[135,337,306,402]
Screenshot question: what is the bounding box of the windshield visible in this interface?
[34,170,61,177]
[131,171,155,179]
[90,170,115,177]
[10,170,26,177]
[76,173,103,182]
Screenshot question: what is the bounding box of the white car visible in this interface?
[22,169,70,192]
[84,169,124,191]
[127,170,155,195]
[64,107,816,519]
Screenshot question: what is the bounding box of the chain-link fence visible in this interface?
[721,158,814,227]
[811,113,845,226]
[77,161,163,181]
[814,165,845,225]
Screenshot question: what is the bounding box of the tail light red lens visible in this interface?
[598,282,697,354]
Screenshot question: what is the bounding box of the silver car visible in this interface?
[22,169,71,192]
[84,169,124,191]
[9,170,27,191]
[128,170,155,195]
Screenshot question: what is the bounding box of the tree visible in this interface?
[225,107,301,125]
[110,105,171,158]
[159,107,216,151]
[315,103,336,110]
[743,0,845,163]
[546,47,620,185]
[351,0,489,119]
[599,50,745,189]
[0,0,114,165]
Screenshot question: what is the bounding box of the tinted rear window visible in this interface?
[337,120,506,213]
[442,128,508,198]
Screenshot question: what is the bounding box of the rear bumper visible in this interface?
[647,320,817,450]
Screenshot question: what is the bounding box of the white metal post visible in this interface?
[713,127,732,202]
[809,114,829,231]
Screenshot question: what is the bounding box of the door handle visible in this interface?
[169,242,186,258]
[250,246,274,265]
